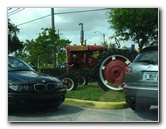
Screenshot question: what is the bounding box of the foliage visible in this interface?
[101,41,109,48]
[23,28,71,67]
[56,39,71,64]
[8,19,23,54]
[107,8,158,50]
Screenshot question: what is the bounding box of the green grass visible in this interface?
[66,82,125,102]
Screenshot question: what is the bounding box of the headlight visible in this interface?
[53,77,64,88]
[57,81,63,88]
[9,83,29,92]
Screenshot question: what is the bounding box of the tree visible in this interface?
[101,41,109,48]
[24,28,71,67]
[8,19,23,54]
[107,8,158,50]
[56,39,71,63]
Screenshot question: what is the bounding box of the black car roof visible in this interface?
[140,44,158,53]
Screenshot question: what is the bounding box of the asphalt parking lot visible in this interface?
[8,104,159,122]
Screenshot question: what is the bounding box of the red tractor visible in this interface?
[59,23,137,91]
[59,42,137,91]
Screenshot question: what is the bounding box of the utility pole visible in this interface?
[51,8,56,68]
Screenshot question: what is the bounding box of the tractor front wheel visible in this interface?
[74,72,89,86]
[59,73,78,91]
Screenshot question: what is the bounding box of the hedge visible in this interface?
[39,67,66,77]
[39,67,96,81]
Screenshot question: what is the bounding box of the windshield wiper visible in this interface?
[138,60,155,64]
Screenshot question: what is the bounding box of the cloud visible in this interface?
[9,8,120,46]
[54,8,110,31]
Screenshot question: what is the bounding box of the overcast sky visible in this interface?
[8,7,134,47]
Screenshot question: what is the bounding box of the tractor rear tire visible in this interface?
[59,73,78,91]
[96,49,131,91]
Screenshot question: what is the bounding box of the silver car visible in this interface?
[123,44,158,112]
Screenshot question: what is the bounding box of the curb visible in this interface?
[64,98,129,109]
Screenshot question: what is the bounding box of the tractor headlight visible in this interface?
[9,83,29,92]
[72,54,77,59]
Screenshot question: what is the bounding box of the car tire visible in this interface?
[128,103,136,111]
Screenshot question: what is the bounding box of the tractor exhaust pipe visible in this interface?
[79,23,84,45]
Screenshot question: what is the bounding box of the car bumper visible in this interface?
[123,84,158,105]
[8,89,66,109]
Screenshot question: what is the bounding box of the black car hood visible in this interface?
[8,71,58,84]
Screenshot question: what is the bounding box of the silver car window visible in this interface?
[134,50,158,65]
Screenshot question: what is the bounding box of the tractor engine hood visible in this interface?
[88,45,107,51]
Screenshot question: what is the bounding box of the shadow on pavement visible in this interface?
[136,106,159,121]
[8,104,83,118]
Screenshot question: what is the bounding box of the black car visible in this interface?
[123,44,158,112]
[8,56,66,110]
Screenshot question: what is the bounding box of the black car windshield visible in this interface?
[8,56,34,71]
[134,50,158,65]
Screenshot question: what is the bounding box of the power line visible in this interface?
[8,8,25,16]
[8,8,12,10]
[8,8,20,14]
[17,14,51,26]
[16,8,109,26]
[54,8,109,15]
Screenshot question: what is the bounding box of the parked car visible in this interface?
[123,44,158,112]
[8,56,66,110]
